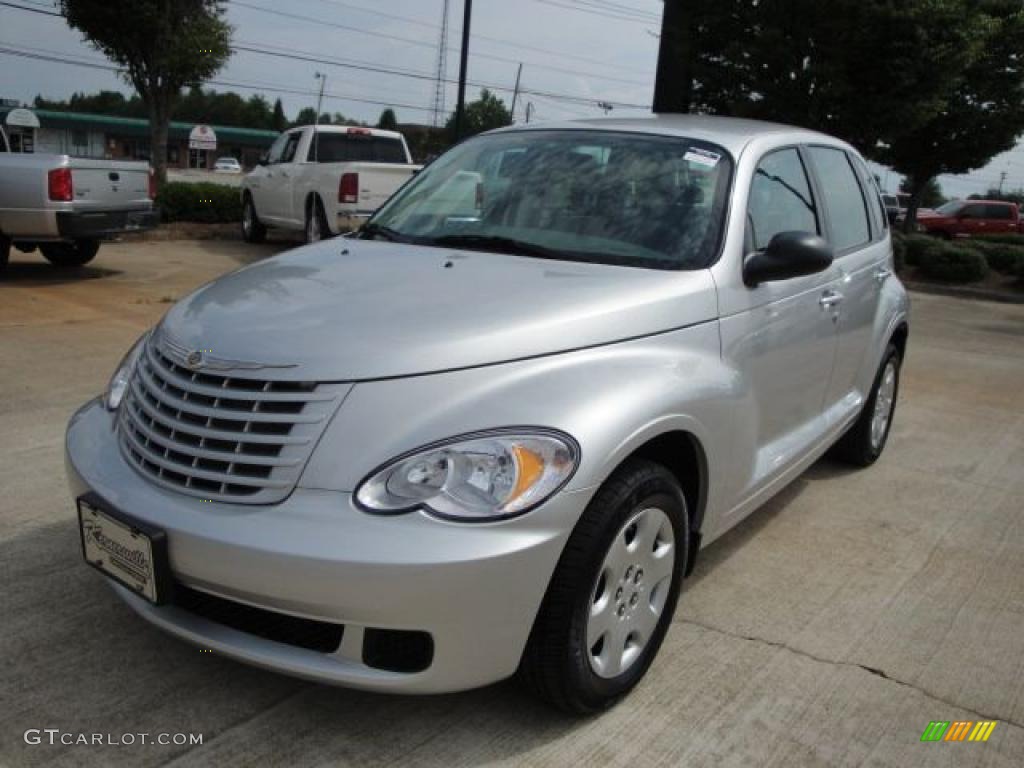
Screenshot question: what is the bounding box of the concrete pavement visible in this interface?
[1,241,1022,767]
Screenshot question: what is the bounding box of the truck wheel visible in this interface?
[305,197,330,243]
[40,239,100,267]
[832,343,901,467]
[241,194,267,243]
[0,235,9,272]
[520,458,688,714]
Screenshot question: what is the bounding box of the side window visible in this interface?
[986,204,1013,220]
[960,204,985,219]
[807,146,870,252]
[280,134,301,164]
[266,133,289,164]
[747,148,818,252]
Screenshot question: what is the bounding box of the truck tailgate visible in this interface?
[341,163,419,214]
[69,159,151,211]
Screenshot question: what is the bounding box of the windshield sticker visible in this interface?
[684,148,721,168]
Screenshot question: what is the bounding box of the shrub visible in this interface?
[972,232,1024,247]
[917,242,989,283]
[156,182,241,223]
[901,234,944,267]
[962,240,1024,274]
[890,232,906,272]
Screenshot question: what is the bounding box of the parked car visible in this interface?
[915,199,1024,237]
[240,124,421,243]
[213,156,242,174]
[881,193,902,225]
[66,116,908,713]
[0,126,157,271]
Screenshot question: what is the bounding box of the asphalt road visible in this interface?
[1,240,1022,767]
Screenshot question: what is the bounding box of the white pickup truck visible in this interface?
[240,125,421,243]
[0,126,158,272]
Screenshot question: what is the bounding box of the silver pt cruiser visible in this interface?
[66,116,909,713]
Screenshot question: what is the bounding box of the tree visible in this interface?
[445,89,512,141]
[271,98,287,132]
[377,108,398,131]
[61,0,231,188]
[900,177,945,209]
[292,107,318,127]
[877,2,1024,230]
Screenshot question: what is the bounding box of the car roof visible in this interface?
[289,124,404,140]
[488,114,850,157]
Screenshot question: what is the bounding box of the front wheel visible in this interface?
[241,195,267,243]
[520,458,689,714]
[40,239,99,267]
[832,343,901,466]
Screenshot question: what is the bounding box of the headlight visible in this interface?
[355,430,579,521]
[105,332,149,411]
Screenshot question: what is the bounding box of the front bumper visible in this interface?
[56,208,158,239]
[65,398,588,693]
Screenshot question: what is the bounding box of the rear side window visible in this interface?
[986,204,1014,220]
[961,203,986,219]
[807,146,871,252]
[747,148,818,251]
[309,133,407,164]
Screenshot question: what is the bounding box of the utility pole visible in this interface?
[313,71,326,161]
[653,0,692,113]
[998,170,1008,194]
[510,63,523,122]
[454,0,473,141]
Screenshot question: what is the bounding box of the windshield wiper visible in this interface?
[359,222,408,242]
[428,234,566,260]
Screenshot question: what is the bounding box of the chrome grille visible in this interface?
[118,336,345,504]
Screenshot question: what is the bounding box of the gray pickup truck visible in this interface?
[0,125,158,272]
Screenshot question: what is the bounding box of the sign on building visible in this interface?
[188,124,217,151]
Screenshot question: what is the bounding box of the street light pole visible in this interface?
[454,0,473,141]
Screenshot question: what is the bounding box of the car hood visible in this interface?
[160,240,718,381]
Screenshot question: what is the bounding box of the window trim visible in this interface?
[803,143,874,256]
[745,144,822,255]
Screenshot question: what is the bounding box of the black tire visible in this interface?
[520,458,689,714]
[305,196,330,243]
[0,235,10,273]
[241,194,267,243]
[832,343,901,467]
[40,239,99,267]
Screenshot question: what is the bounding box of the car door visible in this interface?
[985,203,1016,234]
[266,131,302,225]
[807,146,890,417]
[957,203,987,236]
[247,132,288,222]
[715,146,842,504]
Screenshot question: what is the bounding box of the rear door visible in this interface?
[806,146,889,415]
[957,203,988,236]
[717,146,842,501]
[69,159,150,211]
[985,203,1017,234]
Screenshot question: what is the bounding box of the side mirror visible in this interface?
[743,231,833,287]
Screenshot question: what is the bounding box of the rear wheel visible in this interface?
[305,197,330,243]
[40,239,99,267]
[0,235,10,273]
[832,343,901,466]
[520,458,688,714]
[241,194,267,243]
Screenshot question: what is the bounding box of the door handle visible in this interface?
[873,267,891,284]
[819,290,844,309]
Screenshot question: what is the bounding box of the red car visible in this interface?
[916,199,1024,238]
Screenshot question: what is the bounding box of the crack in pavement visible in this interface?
[680,617,1024,732]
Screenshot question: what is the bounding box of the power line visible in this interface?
[532,0,660,24]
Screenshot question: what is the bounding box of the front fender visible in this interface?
[299,321,738,529]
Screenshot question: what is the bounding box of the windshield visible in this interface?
[362,129,733,270]
[935,200,964,215]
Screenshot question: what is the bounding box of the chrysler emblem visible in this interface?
[184,350,203,370]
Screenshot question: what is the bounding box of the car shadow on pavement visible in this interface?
[0,260,121,284]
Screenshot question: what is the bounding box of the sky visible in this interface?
[0,0,1021,199]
